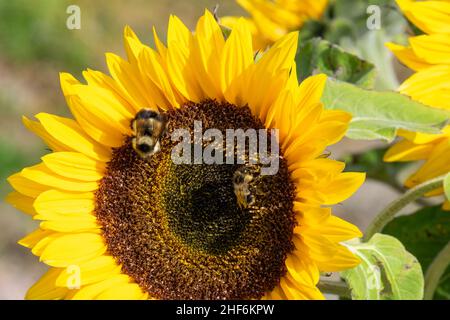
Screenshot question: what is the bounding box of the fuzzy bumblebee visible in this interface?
[131,109,167,160]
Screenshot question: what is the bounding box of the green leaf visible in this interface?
[383,206,450,300]
[341,234,424,300]
[296,38,376,89]
[444,173,450,202]
[321,79,450,142]
[298,0,408,90]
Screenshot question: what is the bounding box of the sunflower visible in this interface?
[6,10,364,300]
[221,0,328,51]
[384,0,450,210]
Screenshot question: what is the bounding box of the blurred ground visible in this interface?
[0,0,414,299]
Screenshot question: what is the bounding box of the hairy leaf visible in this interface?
[296,38,376,89]
[383,206,450,300]
[321,79,450,142]
[342,234,424,300]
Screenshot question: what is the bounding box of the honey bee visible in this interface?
[232,165,263,209]
[131,108,167,160]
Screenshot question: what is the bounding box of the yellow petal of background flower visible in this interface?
[405,139,450,187]
[385,42,431,71]
[397,0,450,34]
[410,34,450,65]
[384,139,435,162]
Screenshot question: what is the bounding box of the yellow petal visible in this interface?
[285,252,319,287]
[5,191,37,215]
[96,283,148,300]
[443,200,450,211]
[40,216,100,233]
[295,232,338,263]
[315,244,361,272]
[294,202,331,225]
[409,34,450,65]
[20,163,99,192]
[26,268,68,300]
[18,228,54,249]
[166,15,204,102]
[72,84,133,134]
[80,69,136,114]
[35,113,111,162]
[280,275,324,300]
[399,65,450,110]
[321,172,366,205]
[56,255,121,287]
[290,158,345,180]
[317,215,363,242]
[71,274,131,300]
[406,139,450,188]
[123,25,141,65]
[7,172,50,198]
[39,233,107,267]
[34,190,94,217]
[384,139,435,162]
[397,0,450,34]
[220,18,254,105]
[295,74,328,109]
[139,46,182,108]
[385,42,431,72]
[105,52,152,110]
[41,152,105,181]
[22,116,69,152]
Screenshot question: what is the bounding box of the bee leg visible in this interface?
[131,136,137,151]
[152,140,161,155]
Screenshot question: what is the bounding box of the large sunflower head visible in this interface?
[221,0,329,51]
[384,0,450,210]
[6,10,364,300]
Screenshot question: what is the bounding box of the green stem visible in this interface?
[424,242,450,300]
[317,280,351,299]
[364,175,446,242]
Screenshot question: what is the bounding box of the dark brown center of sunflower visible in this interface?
[95,100,296,300]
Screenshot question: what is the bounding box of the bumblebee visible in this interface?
[131,108,167,160]
[232,165,263,209]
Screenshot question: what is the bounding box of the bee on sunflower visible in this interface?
[384,0,450,210]
[6,10,364,300]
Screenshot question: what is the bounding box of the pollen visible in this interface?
[95,100,296,300]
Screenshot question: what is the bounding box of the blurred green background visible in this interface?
[0,0,418,300]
